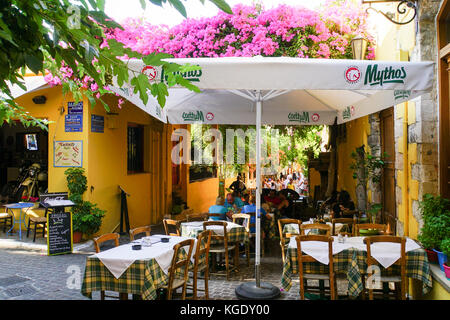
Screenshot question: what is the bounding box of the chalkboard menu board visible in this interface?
[47,209,73,256]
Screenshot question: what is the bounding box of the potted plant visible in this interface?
[440,238,450,279]
[418,229,439,263]
[65,168,105,243]
[417,194,450,267]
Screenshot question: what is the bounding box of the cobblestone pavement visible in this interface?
[0,224,349,300]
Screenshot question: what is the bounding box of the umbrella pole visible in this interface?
[255,95,262,288]
[235,91,280,300]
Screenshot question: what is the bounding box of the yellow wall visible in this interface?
[420,280,450,300]
[187,177,220,213]
[12,88,170,236]
[336,117,370,203]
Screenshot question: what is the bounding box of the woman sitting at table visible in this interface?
[208,196,228,221]
[331,190,355,218]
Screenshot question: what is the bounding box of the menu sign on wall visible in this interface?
[47,209,73,256]
[54,141,82,167]
[91,114,104,133]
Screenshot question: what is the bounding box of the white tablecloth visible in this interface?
[93,235,194,279]
[181,221,243,236]
[288,236,421,268]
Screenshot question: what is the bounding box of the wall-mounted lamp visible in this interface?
[362,0,417,25]
[351,35,369,60]
[32,95,47,104]
[106,112,119,129]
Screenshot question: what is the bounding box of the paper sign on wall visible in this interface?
[54,141,82,167]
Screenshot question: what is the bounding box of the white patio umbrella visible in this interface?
[117,56,434,298]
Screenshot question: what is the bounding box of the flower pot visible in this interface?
[425,248,438,263]
[433,249,448,271]
[73,231,83,243]
[444,262,450,280]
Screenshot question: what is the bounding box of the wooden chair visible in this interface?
[300,223,331,236]
[363,236,407,300]
[355,223,387,236]
[277,218,302,263]
[163,219,181,236]
[206,213,224,220]
[129,225,151,241]
[186,213,208,222]
[187,230,212,300]
[161,239,195,300]
[331,218,356,236]
[0,205,13,233]
[203,221,238,280]
[232,213,251,266]
[243,211,266,257]
[295,235,337,300]
[93,233,126,300]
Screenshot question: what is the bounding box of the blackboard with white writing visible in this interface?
[47,209,73,256]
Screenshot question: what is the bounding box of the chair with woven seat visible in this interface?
[161,239,195,300]
[295,234,337,300]
[163,219,181,236]
[0,205,13,233]
[232,213,251,266]
[93,233,127,300]
[278,218,302,263]
[129,225,151,241]
[300,223,331,236]
[186,213,208,222]
[331,218,356,236]
[187,230,212,300]
[355,223,387,236]
[203,221,238,280]
[363,236,407,300]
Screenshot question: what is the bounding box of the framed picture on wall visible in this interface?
[54,141,83,167]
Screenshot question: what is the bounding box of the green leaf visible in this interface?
[169,0,187,17]
[209,0,232,14]
[97,0,105,11]
[139,0,147,9]
[142,52,173,66]
[25,54,43,74]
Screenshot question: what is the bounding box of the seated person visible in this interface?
[241,193,250,206]
[241,195,271,234]
[224,192,244,218]
[276,192,291,218]
[331,190,355,218]
[320,190,338,212]
[208,196,228,221]
[264,190,282,207]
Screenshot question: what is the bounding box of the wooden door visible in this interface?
[380,108,396,232]
[438,0,450,199]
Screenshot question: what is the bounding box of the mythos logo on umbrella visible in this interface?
[364,64,407,86]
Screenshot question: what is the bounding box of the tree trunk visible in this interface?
[355,146,367,212]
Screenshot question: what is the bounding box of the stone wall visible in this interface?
[395,0,441,235]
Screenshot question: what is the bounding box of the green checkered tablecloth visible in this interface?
[81,240,199,300]
[81,255,170,300]
[281,242,432,298]
[180,221,249,244]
